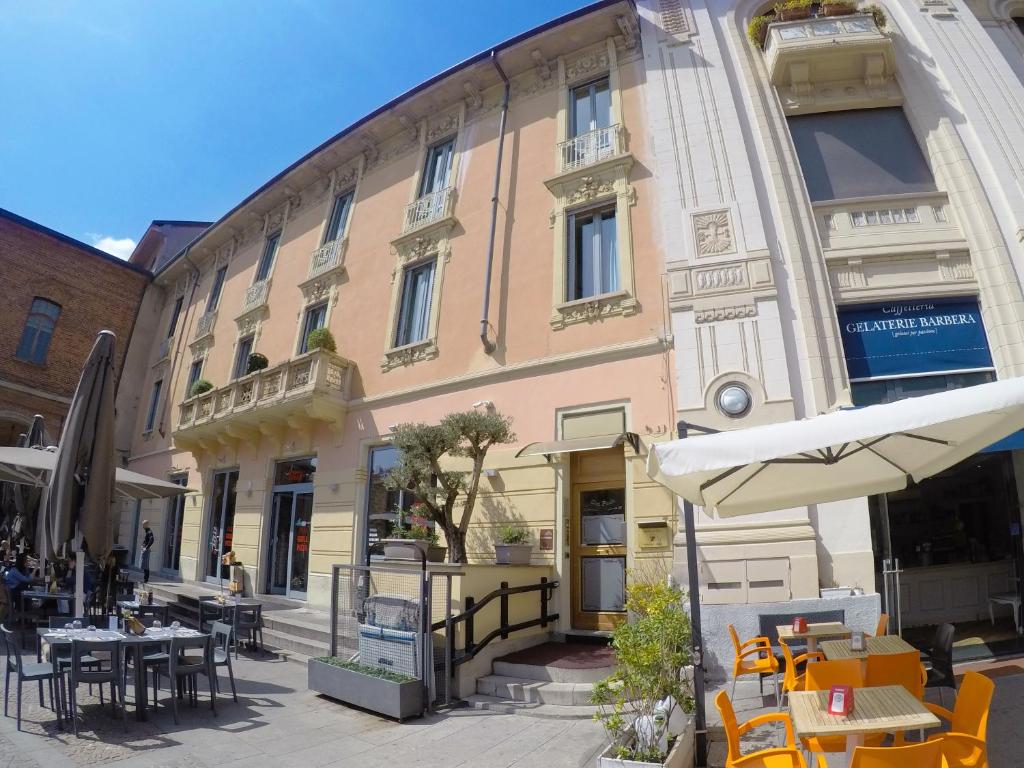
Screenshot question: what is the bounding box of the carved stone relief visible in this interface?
[658,0,696,42]
[550,292,639,330]
[381,340,439,372]
[565,44,610,84]
[693,209,736,257]
[426,109,460,143]
[694,304,757,324]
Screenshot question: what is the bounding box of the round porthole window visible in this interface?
[717,384,752,418]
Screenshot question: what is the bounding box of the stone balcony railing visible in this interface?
[193,311,217,342]
[156,336,173,363]
[764,14,894,100]
[556,124,624,173]
[402,186,455,234]
[174,348,354,443]
[308,237,348,280]
[239,279,271,316]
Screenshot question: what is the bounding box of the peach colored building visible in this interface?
[117,1,677,636]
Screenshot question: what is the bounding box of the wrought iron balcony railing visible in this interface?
[402,186,455,234]
[557,124,623,173]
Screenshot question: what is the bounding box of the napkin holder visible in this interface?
[850,631,865,651]
[792,616,807,633]
[828,685,853,716]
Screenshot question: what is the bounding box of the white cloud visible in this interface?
[87,234,137,260]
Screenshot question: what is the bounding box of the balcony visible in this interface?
[173,348,355,444]
[193,311,217,343]
[557,125,624,173]
[237,278,271,319]
[403,186,455,234]
[155,336,173,364]
[764,14,894,106]
[307,237,348,281]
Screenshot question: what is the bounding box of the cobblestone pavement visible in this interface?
[0,646,607,768]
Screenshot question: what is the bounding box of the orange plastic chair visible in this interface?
[778,637,823,707]
[850,740,944,768]
[802,659,883,755]
[925,670,994,767]
[870,613,889,637]
[728,624,779,702]
[865,650,926,700]
[715,690,809,768]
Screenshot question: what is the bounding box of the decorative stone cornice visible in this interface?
[550,291,639,330]
[381,340,439,372]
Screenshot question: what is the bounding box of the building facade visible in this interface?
[119,2,680,635]
[0,207,150,447]
[638,0,1024,675]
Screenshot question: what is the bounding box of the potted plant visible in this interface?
[382,514,447,562]
[747,14,772,48]
[306,327,337,353]
[593,579,695,768]
[494,524,532,565]
[246,352,269,374]
[774,0,812,22]
[190,378,213,397]
[862,3,886,28]
[821,1,856,15]
[308,656,423,721]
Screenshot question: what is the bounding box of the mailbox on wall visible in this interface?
[637,520,670,549]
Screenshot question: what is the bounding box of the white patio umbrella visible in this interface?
[647,376,1024,517]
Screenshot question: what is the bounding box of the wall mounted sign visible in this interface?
[539,529,554,551]
[838,297,992,380]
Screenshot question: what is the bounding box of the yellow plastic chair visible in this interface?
[728,624,780,702]
[802,659,883,756]
[850,740,944,768]
[870,613,889,637]
[715,690,809,768]
[865,650,927,700]
[924,670,994,768]
[778,637,823,707]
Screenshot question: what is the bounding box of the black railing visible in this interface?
[436,577,558,669]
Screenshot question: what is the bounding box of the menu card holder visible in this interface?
[792,616,808,634]
[828,685,854,716]
[850,631,865,651]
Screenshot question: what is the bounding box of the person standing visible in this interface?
[140,520,155,583]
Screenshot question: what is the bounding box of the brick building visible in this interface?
[0,207,151,446]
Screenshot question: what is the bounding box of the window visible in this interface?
[164,474,189,572]
[167,296,183,339]
[567,207,618,301]
[418,138,455,197]
[186,359,204,393]
[233,335,255,379]
[144,379,163,432]
[324,191,354,243]
[571,78,611,137]
[255,232,280,283]
[788,108,936,201]
[394,260,436,347]
[207,266,227,312]
[299,302,328,354]
[365,445,427,558]
[15,298,61,365]
[851,371,995,407]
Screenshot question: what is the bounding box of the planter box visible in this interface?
[308,658,424,721]
[776,6,812,21]
[427,545,447,563]
[822,3,856,15]
[597,720,695,768]
[495,543,532,565]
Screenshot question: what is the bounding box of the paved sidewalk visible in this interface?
[0,649,607,768]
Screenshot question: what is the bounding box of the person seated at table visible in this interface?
[4,553,35,606]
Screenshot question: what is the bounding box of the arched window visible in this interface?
[15,297,61,365]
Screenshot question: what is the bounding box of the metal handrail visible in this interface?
[403,186,455,233]
[557,124,622,172]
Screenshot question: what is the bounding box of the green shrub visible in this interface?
[861,3,886,28]
[497,525,530,545]
[306,327,337,353]
[312,657,415,684]
[747,15,772,47]
[774,0,812,10]
[189,379,213,397]
[246,352,269,374]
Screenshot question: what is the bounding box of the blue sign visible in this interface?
[838,298,993,380]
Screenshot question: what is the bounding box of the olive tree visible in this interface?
[386,410,514,563]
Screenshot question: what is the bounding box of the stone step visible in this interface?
[260,626,331,659]
[261,613,331,645]
[492,659,615,684]
[463,694,600,720]
[475,674,595,706]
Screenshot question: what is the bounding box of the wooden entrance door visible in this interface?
[570,449,628,630]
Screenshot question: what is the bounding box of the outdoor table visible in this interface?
[117,600,170,624]
[198,596,261,645]
[776,621,852,653]
[820,635,917,661]
[38,625,209,722]
[21,589,75,620]
[789,684,940,765]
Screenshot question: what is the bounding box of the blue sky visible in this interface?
[0,1,588,258]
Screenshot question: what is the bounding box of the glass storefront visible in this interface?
[205,469,238,581]
[364,445,415,557]
[163,474,188,573]
[267,457,316,599]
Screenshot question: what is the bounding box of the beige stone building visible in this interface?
[117,2,678,644]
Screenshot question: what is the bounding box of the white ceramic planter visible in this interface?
[597,721,695,768]
[495,543,532,565]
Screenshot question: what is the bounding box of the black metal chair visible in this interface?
[0,624,54,730]
[130,604,169,625]
[233,605,263,658]
[923,622,956,702]
[66,638,127,736]
[210,621,237,702]
[152,635,216,724]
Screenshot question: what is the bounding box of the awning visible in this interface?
[0,446,194,500]
[647,377,1024,517]
[515,432,640,461]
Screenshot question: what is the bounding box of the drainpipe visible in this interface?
[157,247,201,437]
[480,50,510,354]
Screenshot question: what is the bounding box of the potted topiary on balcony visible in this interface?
[306,327,337,353]
[494,524,532,565]
[774,0,812,21]
[381,510,447,562]
[747,14,772,48]
[190,379,213,397]
[246,352,269,375]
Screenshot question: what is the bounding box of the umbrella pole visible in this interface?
[678,422,708,768]
[75,550,85,618]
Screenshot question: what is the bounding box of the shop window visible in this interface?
[394,259,436,347]
[567,206,618,301]
[15,297,61,365]
[851,371,995,407]
[365,446,414,551]
[274,456,317,485]
[788,108,936,201]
